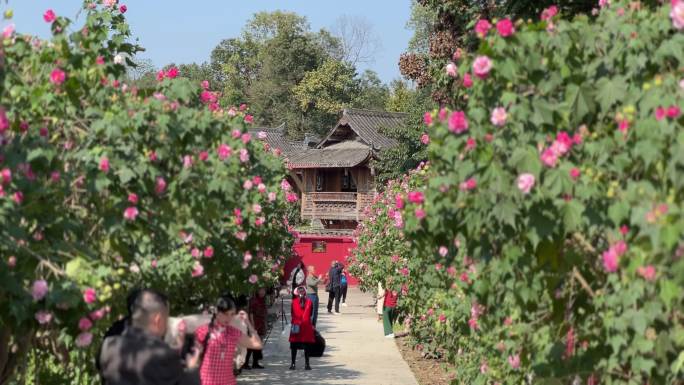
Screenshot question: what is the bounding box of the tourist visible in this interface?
[326,261,342,314]
[99,289,201,385]
[305,265,323,326]
[340,267,349,307]
[233,295,250,375]
[195,294,263,385]
[287,261,306,297]
[289,286,315,370]
[245,288,267,369]
[376,281,385,322]
[382,282,399,338]
[96,288,141,375]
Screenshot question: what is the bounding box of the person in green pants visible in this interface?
[382,286,399,338]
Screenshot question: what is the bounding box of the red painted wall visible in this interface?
[285,235,359,286]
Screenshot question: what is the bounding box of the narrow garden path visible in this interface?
[239,287,419,385]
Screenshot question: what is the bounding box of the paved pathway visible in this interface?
[239,287,419,385]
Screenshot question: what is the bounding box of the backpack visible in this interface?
[341,273,347,286]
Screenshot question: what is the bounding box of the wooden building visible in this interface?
[253,109,406,230]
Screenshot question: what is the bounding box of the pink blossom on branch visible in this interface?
[496,18,515,37]
[408,191,424,204]
[99,156,110,173]
[472,56,493,79]
[32,280,49,301]
[166,67,179,79]
[423,112,433,126]
[43,9,56,23]
[448,111,469,134]
[540,147,558,168]
[465,137,476,151]
[75,332,93,348]
[78,317,93,331]
[239,149,250,163]
[217,144,232,160]
[191,262,204,278]
[459,178,477,191]
[1,168,11,185]
[0,107,9,134]
[474,19,492,37]
[50,68,66,86]
[517,173,536,194]
[602,240,627,273]
[508,354,521,370]
[204,246,214,259]
[570,168,581,180]
[463,73,474,88]
[490,107,507,127]
[83,288,97,304]
[445,62,458,77]
[637,265,656,281]
[155,177,167,195]
[35,310,53,325]
[2,24,15,39]
[541,5,559,20]
[123,207,139,221]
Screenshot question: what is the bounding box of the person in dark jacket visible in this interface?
[99,289,201,385]
[326,261,343,314]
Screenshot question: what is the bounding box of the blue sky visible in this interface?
[3,1,413,84]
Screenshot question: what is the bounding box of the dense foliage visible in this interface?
[161,11,389,138]
[352,2,684,384]
[0,3,294,384]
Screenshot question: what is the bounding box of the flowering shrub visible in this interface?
[352,2,684,384]
[0,2,293,383]
[348,165,428,294]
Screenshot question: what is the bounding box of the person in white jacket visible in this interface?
[287,262,306,297]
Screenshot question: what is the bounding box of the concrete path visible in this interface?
[239,287,419,385]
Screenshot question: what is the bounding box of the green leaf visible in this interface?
[118,167,136,184]
[565,83,595,124]
[595,76,627,112]
[561,200,584,232]
[659,279,680,311]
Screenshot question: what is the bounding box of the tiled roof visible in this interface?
[249,124,305,158]
[287,142,371,169]
[317,108,406,150]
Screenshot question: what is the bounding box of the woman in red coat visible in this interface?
[289,286,315,370]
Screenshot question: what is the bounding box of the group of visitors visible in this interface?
[97,260,352,383]
[284,259,347,369]
[97,288,268,385]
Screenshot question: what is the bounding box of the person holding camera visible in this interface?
[195,294,263,385]
[305,265,322,326]
[99,289,201,385]
[289,286,315,370]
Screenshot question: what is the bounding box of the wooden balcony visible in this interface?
[301,192,374,221]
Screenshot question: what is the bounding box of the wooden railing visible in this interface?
[301,192,374,221]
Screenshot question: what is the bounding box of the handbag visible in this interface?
[290,323,300,334]
[325,282,332,292]
[308,330,326,357]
